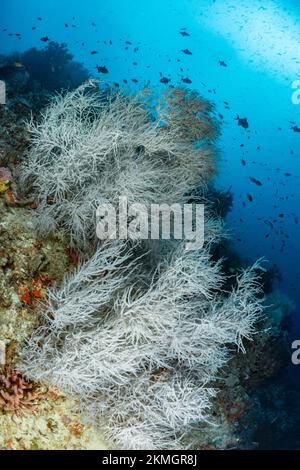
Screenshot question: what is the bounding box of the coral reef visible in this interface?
[18,84,267,450]
[0,78,293,450]
[0,42,89,95]
[0,165,106,449]
[0,369,40,415]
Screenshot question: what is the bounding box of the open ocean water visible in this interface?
[0,0,299,451]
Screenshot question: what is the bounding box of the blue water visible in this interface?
[1,0,300,447]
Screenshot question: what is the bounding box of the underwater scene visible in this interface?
[0,0,299,452]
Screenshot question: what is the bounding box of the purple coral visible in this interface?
[0,167,12,182]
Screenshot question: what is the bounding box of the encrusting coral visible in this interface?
[18,82,265,450]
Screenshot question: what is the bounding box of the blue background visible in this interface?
[1,0,299,339]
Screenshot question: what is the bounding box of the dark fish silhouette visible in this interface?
[181,48,192,55]
[249,176,262,186]
[96,65,109,74]
[40,36,49,42]
[291,125,300,133]
[91,51,99,55]
[180,31,190,37]
[219,60,227,67]
[160,77,170,84]
[182,77,192,84]
[236,116,249,129]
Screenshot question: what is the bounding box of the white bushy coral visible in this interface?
[20,82,216,251]
[19,83,264,450]
[20,241,264,449]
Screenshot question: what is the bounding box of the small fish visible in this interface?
[40,36,49,42]
[236,116,249,129]
[179,31,190,37]
[249,176,262,186]
[96,65,109,73]
[241,159,246,166]
[0,63,24,78]
[247,194,253,202]
[181,48,192,55]
[291,125,300,133]
[91,50,99,55]
[219,60,227,67]
[182,77,192,84]
[160,77,170,84]
[264,220,274,230]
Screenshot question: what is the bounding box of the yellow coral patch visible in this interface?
[0,181,9,193]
